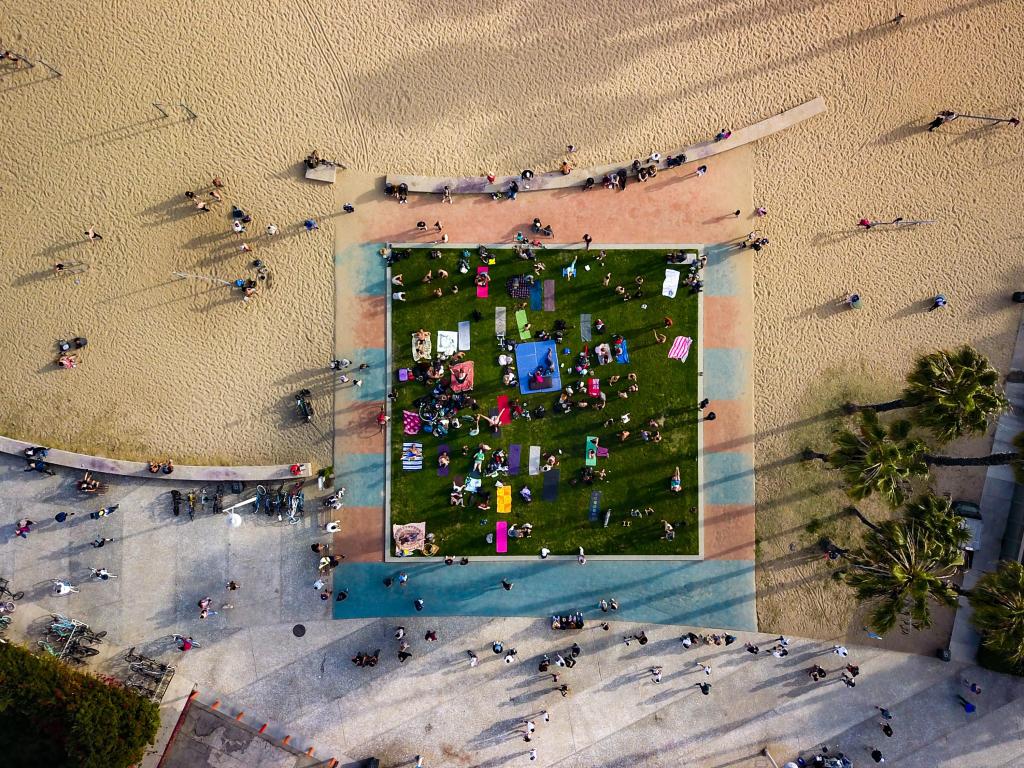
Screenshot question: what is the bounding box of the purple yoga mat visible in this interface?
[438,444,449,477]
[508,444,521,475]
[543,279,555,311]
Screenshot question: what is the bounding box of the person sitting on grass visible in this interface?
[508,523,533,539]
[439,451,450,470]
[670,466,682,493]
[661,520,676,541]
[520,486,532,503]
[541,453,559,472]
[476,490,491,510]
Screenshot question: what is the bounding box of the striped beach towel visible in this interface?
[668,335,693,362]
[401,442,423,470]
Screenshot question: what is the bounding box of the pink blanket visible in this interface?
[450,361,475,392]
[403,410,421,435]
[668,335,693,362]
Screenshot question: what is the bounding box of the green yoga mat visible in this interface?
[585,436,598,467]
[515,309,532,339]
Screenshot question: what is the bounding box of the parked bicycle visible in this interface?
[0,577,25,601]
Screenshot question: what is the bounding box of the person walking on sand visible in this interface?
[928,293,947,312]
[304,219,319,232]
[85,227,103,241]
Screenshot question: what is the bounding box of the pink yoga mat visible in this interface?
[495,521,508,553]
[476,266,489,298]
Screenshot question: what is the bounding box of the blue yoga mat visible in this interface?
[530,281,542,311]
[616,338,630,364]
[588,491,601,522]
[542,469,560,501]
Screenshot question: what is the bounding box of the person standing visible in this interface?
[85,227,103,241]
[651,666,663,683]
[869,747,885,763]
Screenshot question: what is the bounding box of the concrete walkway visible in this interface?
[0,435,312,482]
[949,314,1024,661]
[387,97,826,195]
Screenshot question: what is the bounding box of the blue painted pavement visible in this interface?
[333,559,756,631]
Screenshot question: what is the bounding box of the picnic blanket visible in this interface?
[495,395,512,424]
[589,491,601,522]
[437,330,458,358]
[543,280,555,311]
[515,309,532,340]
[668,335,693,362]
[465,473,482,493]
[401,442,423,470]
[508,444,521,475]
[662,268,681,298]
[476,266,489,298]
[542,469,560,501]
[506,275,533,299]
[392,522,425,553]
[528,445,541,475]
[495,520,508,553]
[437,444,449,477]
[458,321,471,351]
[402,410,421,435]
[615,338,630,364]
[412,333,432,362]
[587,378,600,397]
[585,436,598,467]
[530,281,542,310]
[580,313,592,342]
[450,361,474,392]
[595,343,612,365]
[497,484,512,514]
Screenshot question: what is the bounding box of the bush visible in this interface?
[0,643,160,768]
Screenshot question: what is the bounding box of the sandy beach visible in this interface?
[2,0,1022,636]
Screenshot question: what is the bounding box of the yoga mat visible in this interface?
[580,313,591,342]
[585,436,598,467]
[437,444,450,477]
[530,281,542,310]
[543,280,555,311]
[495,306,507,337]
[589,491,601,522]
[542,469,560,501]
[508,444,521,475]
[528,446,541,476]
[458,320,471,351]
[515,309,532,340]
[497,485,511,514]
[476,266,489,298]
[495,521,508,553]
[615,338,630,364]
[495,395,512,424]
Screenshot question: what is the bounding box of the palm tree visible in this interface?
[843,517,962,634]
[902,494,972,552]
[969,561,1024,664]
[845,346,1008,442]
[819,412,928,507]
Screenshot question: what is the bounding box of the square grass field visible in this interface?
[388,247,700,557]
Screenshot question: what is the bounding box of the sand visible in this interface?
[2,0,1022,636]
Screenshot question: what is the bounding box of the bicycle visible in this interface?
[0,578,25,601]
[130,661,173,679]
[171,633,200,650]
[0,615,12,630]
[186,490,197,521]
[89,568,118,581]
[38,639,61,656]
[0,601,15,615]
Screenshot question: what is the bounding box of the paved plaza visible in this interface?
[2,458,1023,767]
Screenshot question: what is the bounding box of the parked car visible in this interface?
[952,499,983,570]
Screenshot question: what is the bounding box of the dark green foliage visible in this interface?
[0,643,160,768]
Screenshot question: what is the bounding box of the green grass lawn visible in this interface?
[389,247,700,556]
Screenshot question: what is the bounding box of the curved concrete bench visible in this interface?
[387,97,826,195]
[1,436,312,481]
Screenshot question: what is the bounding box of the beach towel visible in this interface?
[528,445,541,475]
[495,521,508,553]
[668,335,693,362]
[542,469,560,501]
[437,444,449,477]
[450,361,474,392]
[402,410,421,435]
[585,436,598,467]
[587,378,600,397]
[580,313,591,342]
[530,281,542,311]
[476,266,489,298]
[401,442,423,470]
[392,522,426,553]
[458,321,471,351]
[543,280,555,311]
[495,306,506,337]
[465,473,482,493]
[497,485,511,514]
[412,333,432,362]
[489,407,501,436]
[615,338,630,364]
[508,444,521,475]
[589,491,601,522]
[495,395,512,424]
[662,268,681,298]
[595,343,612,365]
[515,309,532,340]
[437,330,458,358]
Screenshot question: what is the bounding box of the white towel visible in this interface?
[437,330,458,358]
[528,445,541,476]
[662,269,680,298]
